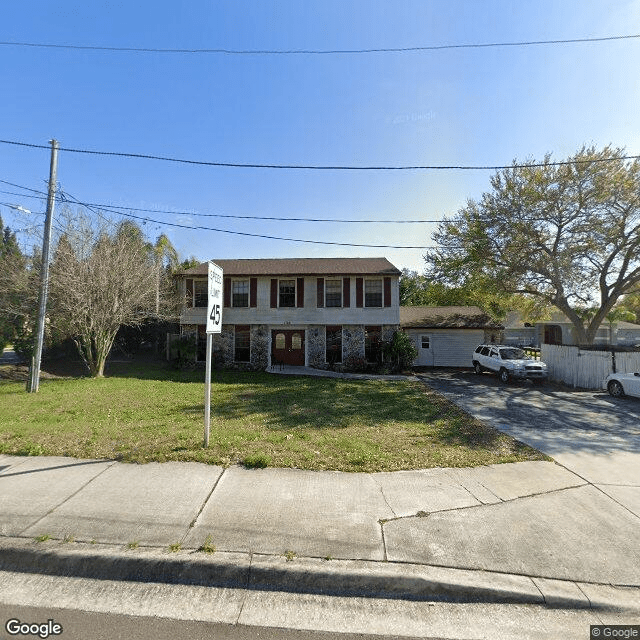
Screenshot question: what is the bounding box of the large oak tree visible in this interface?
[425,146,640,345]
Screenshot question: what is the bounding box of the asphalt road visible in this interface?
[0,603,434,640]
[418,369,640,489]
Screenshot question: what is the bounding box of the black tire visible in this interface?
[608,380,625,398]
[499,368,510,384]
[473,361,483,375]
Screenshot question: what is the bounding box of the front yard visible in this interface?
[0,361,547,472]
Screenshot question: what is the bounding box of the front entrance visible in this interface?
[271,330,305,366]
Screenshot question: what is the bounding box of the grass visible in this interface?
[0,359,548,472]
[198,535,216,554]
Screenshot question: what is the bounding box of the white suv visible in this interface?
[472,344,548,384]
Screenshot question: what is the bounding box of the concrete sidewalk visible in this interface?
[0,454,638,614]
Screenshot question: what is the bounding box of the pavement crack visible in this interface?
[18,460,117,536]
[181,467,226,542]
[370,474,397,519]
[235,551,253,625]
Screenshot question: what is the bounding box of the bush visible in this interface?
[169,334,196,369]
[383,331,418,372]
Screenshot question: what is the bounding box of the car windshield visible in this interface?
[500,348,530,360]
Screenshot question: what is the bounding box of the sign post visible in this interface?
[204,262,223,448]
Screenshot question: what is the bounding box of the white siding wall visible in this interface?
[406,329,484,367]
[181,275,400,326]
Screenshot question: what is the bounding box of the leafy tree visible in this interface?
[0,215,28,351]
[399,268,543,321]
[425,146,640,345]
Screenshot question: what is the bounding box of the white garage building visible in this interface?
[401,306,503,368]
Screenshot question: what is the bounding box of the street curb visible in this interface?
[0,537,636,611]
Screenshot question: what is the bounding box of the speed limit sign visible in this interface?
[206,261,223,334]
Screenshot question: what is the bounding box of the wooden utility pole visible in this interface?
[28,139,59,393]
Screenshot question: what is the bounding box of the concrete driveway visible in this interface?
[417,369,640,518]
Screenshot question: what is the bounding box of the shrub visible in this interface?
[383,331,418,372]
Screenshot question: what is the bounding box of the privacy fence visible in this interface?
[541,344,640,389]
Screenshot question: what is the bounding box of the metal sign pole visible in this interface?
[204,332,212,448]
[204,261,223,449]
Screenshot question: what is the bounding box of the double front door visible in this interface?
[272,330,305,366]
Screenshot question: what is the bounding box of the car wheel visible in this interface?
[608,380,625,398]
[473,361,483,375]
[499,368,510,384]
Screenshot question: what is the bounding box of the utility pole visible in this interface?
[28,139,59,393]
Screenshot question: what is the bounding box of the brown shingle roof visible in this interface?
[179,257,401,277]
[400,306,503,329]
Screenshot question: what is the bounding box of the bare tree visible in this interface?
[49,211,174,376]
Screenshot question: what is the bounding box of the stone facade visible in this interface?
[342,325,366,367]
[250,324,269,369]
[307,325,325,368]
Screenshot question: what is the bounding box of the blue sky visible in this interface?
[1,0,639,273]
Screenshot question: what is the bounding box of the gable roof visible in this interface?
[400,306,503,329]
[179,257,401,277]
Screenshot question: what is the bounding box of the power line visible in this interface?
[60,190,435,249]
[2,139,639,171]
[67,201,441,224]
[0,34,638,55]
[2,176,439,223]
[0,178,49,195]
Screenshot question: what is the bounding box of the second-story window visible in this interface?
[325,279,342,307]
[364,279,383,307]
[232,280,249,307]
[279,280,296,307]
[194,280,208,307]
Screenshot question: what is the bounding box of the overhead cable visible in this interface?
[2,139,639,171]
[0,33,638,55]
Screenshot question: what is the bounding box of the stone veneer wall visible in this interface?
[216,325,235,364]
[342,325,366,365]
[250,324,269,369]
[307,325,325,368]
[382,324,399,343]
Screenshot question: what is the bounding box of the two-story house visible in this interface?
[178,257,401,369]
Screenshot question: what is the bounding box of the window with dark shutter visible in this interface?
[325,279,341,307]
[250,278,257,307]
[317,278,324,308]
[279,280,295,307]
[384,277,392,307]
[232,280,249,307]
[355,278,363,308]
[270,279,278,308]
[223,278,231,308]
[343,278,350,308]
[297,278,305,307]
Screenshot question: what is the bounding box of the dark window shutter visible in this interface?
[223,278,231,308]
[250,278,257,308]
[384,277,392,307]
[355,278,363,308]
[270,279,278,308]
[343,277,350,308]
[185,279,193,307]
[297,278,305,308]
[317,278,324,307]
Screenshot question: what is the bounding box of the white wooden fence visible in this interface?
[541,344,640,389]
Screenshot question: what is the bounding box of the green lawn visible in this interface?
[0,360,548,472]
